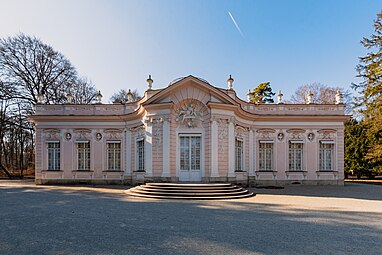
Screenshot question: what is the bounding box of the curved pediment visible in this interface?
[142,75,239,107]
[257,128,276,133]
[317,129,337,133]
[44,128,61,133]
[104,128,123,133]
[73,128,92,133]
[286,128,306,134]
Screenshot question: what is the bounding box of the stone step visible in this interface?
[134,186,244,193]
[145,183,234,189]
[125,191,254,200]
[146,183,232,187]
[130,188,249,197]
[126,183,255,200]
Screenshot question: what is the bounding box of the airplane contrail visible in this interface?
[228,11,244,38]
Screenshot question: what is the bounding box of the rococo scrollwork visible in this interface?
[175,99,207,128]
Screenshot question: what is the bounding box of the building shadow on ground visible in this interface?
[250,182,382,201]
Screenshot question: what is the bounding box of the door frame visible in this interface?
[176,128,204,182]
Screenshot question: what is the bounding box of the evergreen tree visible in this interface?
[249,82,275,104]
[352,11,382,175]
[344,119,372,178]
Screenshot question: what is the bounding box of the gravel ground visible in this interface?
[1,180,381,255]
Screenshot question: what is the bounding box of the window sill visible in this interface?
[72,170,94,172]
[102,170,124,172]
[285,171,308,176]
[133,170,146,173]
[255,171,277,177]
[41,170,63,172]
[235,170,247,172]
[316,170,338,173]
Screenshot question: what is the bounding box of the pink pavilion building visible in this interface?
[31,75,348,186]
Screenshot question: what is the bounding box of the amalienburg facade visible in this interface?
[31,75,348,185]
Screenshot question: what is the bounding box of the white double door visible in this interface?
[178,134,202,182]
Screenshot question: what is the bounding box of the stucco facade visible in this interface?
[31,76,348,185]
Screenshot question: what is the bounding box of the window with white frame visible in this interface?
[179,135,201,171]
[235,138,243,171]
[319,141,334,171]
[77,141,90,171]
[107,141,121,171]
[289,141,303,171]
[180,136,190,171]
[259,141,273,171]
[47,141,60,170]
[136,139,145,171]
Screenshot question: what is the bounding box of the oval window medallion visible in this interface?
[65,133,72,141]
[96,132,102,141]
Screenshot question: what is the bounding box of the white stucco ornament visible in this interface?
[308,132,315,141]
[65,133,72,141]
[176,103,203,127]
[96,133,102,141]
[132,126,145,138]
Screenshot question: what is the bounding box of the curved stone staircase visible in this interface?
[125,183,255,200]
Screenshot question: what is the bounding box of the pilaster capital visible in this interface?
[162,115,171,123]
[144,117,153,126]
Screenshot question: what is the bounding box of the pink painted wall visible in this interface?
[32,76,347,184]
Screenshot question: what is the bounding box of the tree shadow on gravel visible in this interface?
[250,182,382,201]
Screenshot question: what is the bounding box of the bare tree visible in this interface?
[110,89,141,103]
[288,83,353,114]
[0,98,13,177]
[0,33,77,104]
[70,77,97,104]
[0,34,98,177]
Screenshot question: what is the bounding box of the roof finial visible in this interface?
[95,90,103,104]
[147,74,153,90]
[66,92,73,104]
[37,89,45,104]
[246,89,252,102]
[126,89,133,103]
[227,74,234,90]
[277,90,284,104]
[306,91,313,104]
[335,90,343,104]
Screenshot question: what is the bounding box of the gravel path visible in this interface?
[1,180,381,255]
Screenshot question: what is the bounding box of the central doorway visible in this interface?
[178,134,202,182]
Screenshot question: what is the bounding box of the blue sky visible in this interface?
[0,0,380,102]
